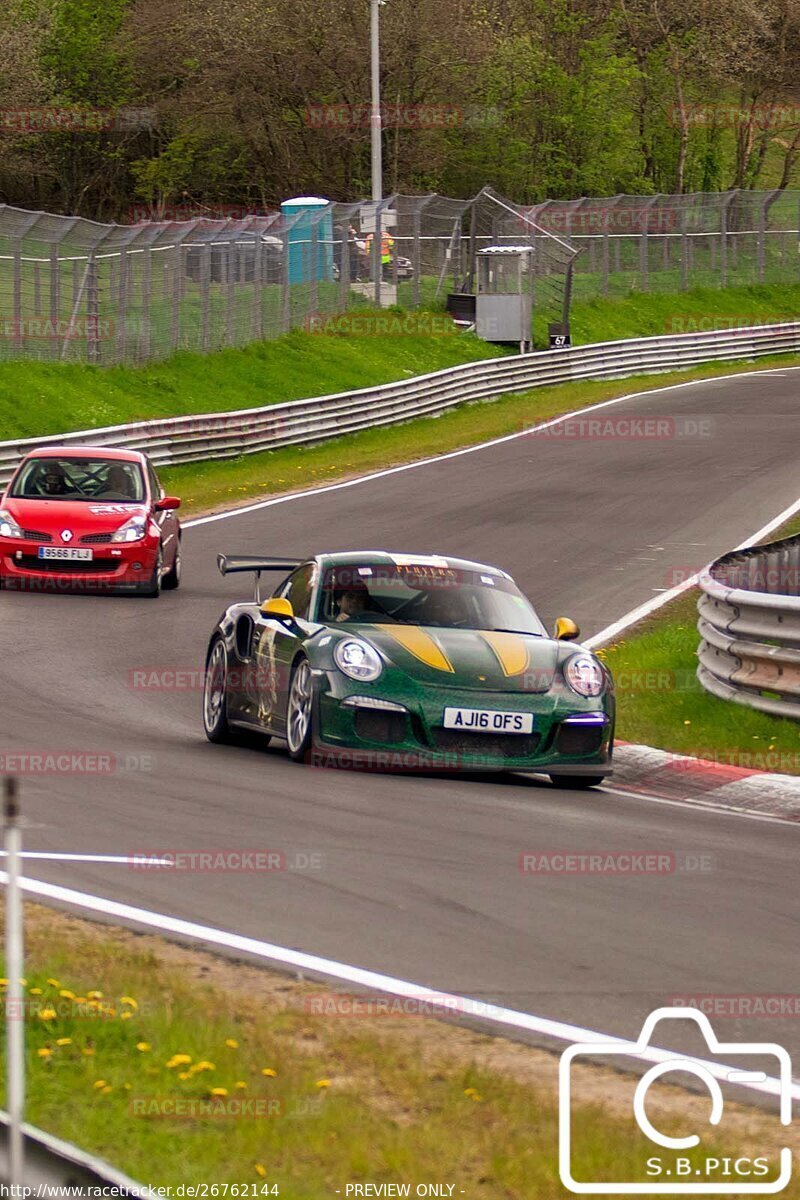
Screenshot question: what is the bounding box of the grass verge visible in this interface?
[1,283,798,442]
[159,354,800,514]
[1,902,794,1195]
[600,511,800,773]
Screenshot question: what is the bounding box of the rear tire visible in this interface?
[549,774,605,790]
[162,539,181,590]
[286,656,314,762]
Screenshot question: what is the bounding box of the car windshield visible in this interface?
[10,456,146,503]
[318,561,546,634]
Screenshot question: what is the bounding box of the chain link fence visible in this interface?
[0,189,796,366]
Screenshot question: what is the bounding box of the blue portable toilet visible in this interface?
[280,196,334,284]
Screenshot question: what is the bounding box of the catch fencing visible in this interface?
[698,534,800,721]
[0,321,798,491]
[0,188,796,367]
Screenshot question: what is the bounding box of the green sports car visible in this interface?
[202,551,614,787]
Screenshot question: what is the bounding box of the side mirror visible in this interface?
[554,616,580,642]
[155,496,181,512]
[261,596,295,622]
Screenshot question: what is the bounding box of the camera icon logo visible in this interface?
[559,1006,793,1194]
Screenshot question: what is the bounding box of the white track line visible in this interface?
[0,870,796,1104]
[183,365,800,530]
[584,492,800,649]
[0,852,172,865]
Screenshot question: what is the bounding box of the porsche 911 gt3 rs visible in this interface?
[203,551,614,786]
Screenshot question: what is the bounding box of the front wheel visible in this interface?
[162,539,181,590]
[286,656,314,762]
[203,638,235,743]
[549,774,606,790]
[141,546,163,598]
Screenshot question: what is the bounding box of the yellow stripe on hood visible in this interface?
[379,626,454,673]
[480,631,530,677]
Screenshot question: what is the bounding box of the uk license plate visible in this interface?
[38,547,93,561]
[443,707,533,734]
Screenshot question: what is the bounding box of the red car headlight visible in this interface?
[111,515,148,543]
[0,509,23,539]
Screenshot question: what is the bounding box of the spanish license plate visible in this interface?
[443,707,533,734]
[38,547,93,561]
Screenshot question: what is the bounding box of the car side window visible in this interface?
[274,564,315,621]
[147,461,164,501]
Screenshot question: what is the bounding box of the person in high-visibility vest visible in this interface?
[365,230,395,275]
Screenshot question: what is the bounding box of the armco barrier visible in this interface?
[697,533,800,720]
[0,1110,153,1194]
[0,322,799,491]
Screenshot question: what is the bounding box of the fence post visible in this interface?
[680,205,689,291]
[281,224,291,333]
[757,194,768,283]
[253,232,265,341]
[87,256,100,365]
[13,237,23,353]
[4,776,25,1189]
[171,244,182,353]
[226,241,236,346]
[309,220,319,318]
[337,219,349,310]
[116,250,128,364]
[201,243,211,352]
[141,247,152,360]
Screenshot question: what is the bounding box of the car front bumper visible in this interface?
[312,675,614,774]
[0,537,159,593]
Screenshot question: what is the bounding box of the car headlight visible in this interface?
[564,654,606,698]
[0,509,23,538]
[111,515,147,543]
[334,638,383,682]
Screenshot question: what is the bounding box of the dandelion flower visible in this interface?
[254,1166,266,1178]
[93,1079,107,1089]
[261,1068,277,1077]
[235,1081,247,1090]
[120,996,138,1010]
[120,1012,134,1021]
[225,1038,239,1049]
[37,1048,52,1059]
[59,989,75,1000]
[38,1008,57,1022]
[101,1086,113,1095]
[87,991,103,1000]
[29,987,43,996]
[46,979,60,988]
[315,1079,331,1088]
[136,1042,151,1052]
[166,1054,192,1069]
[210,1087,228,1097]
[179,1072,191,1081]
[82,1047,95,1057]
[56,1038,72,1046]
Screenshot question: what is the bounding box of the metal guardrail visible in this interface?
[697,533,800,720]
[0,1110,154,1195]
[0,322,799,492]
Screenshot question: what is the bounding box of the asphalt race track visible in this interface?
[2,367,800,1065]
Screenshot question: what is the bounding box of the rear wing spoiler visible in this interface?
[217,554,302,602]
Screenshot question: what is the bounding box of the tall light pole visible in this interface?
[369,0,383,203]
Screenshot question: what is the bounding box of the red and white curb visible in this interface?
[610,742,800,820]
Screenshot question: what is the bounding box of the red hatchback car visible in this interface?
[0,447,181,597]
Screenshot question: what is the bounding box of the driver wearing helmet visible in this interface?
[105,464,134,497]
[37,461,68,496]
